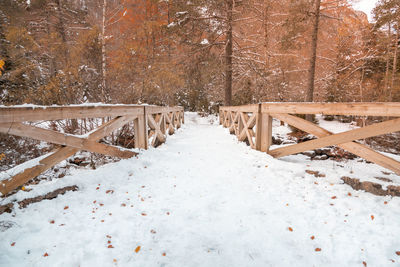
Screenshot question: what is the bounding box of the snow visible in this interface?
[352,0,378,21]
[0,152,54,183]
[1,113,400,266]
[200,39,209,45]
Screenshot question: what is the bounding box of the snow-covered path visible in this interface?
[1,113,400,266]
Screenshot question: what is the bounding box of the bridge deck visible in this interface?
[0,113,399,266]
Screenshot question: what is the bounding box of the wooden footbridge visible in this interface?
[1,102,400,196]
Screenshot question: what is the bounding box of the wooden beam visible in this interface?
[0,122,136,158]
[261,102,400,117]
[0,116,138,195]
[271,113,400,175]
[256,112,272,152]
[0,105,144,123]
[269,114,400,170]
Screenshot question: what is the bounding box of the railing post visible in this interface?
[256,103,272,153]
[134,106,148,149]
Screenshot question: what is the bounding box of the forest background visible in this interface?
[0,0,399,113]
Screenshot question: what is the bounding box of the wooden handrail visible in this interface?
[0,104,184,195]
[219,102,400,175]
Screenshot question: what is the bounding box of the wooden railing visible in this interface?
[0,104,184,195]
[219,102,400,175]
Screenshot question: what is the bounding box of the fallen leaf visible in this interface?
[315,248,321,252]
[10,242,15,246]
[121,203,126,207]
[150,229,156,234]
[106,190,114,194]
[162,252,166,256]
[362,261,367,267]
[348,192,352,196]
[100,203,104,206]
[64,206,69,210]
[50,220,55,224]
[141,213,147,216]
[384,201,388,205]
[93,200,97,204]
[108,245,114,248]
[286,203,289,206]
[135,246,141,253]
[96,187,100,190]
[288,227,293,232]
[106,235,112,238]
[113,259,117,263]
[310,236,315,240]
[141,198,145,202]
[166,212,170,215]
[108,240,111,244]
[43,252,49,257]
[396,251,400,256]
[331,196,337,199]
[371,215,374,220]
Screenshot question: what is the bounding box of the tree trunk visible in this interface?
[306,0,321,102]
[264,0,270,71]
[225,0,233,106]
[305,0,321,121]
[384,23,391,100]
[101,0,107,103]
[390,24,399,102]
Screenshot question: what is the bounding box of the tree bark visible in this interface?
[306,0,321,102]
[390,24,399,102]
[305,0,321,121]
[225,0,233,106]
[384,23,391,100]
[101,0,108,103]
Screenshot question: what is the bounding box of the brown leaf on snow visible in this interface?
[310,236,315,240]
[121,203,126,207]
[315,248,321,252]
[108,240,111,244]
[166,212,170,215]
[10,242,15,246]
[43,252,49,257]
[384,201,388,205]
[331,196,337,199]
[64,206,69,210]
[348,192,352,196]
[106,190,114,194]
[362,261,367,267]
[371,215,374,220]
[135,246,141,253]
[108,245,114,248]
[106,235,112,238]
[162,252,166,256]
[288,227,293,232]
[150,229,157,234]
[141,212,147,216]
[396,251,400,256]
[49,220,55,224]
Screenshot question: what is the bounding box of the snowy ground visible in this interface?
[1,113,400,266]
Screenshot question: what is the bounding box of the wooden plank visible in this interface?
[271,113,400,175]
[261,102,400,117]
[0,116,138,195]
[134,114,148,149]
[269,115,400,159]
[0,123,136,158]
[220,104,258,113]
[0,147,78,196]
[256,112,272,152]
[0,105,144,123]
